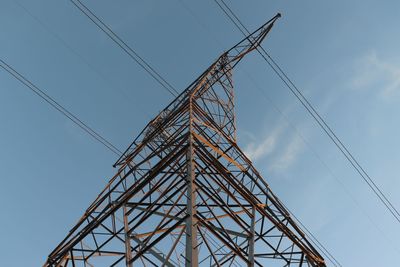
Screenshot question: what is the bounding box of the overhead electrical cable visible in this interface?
[70,0,179,97]
[214,0,400,225]
[0,59,123,156]
[13,0,151,117]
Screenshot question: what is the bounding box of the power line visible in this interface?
[214,0,400,225]
[12,0,150,115]
[0,59,123,156]
[246,66,400,256]
[70,0,179,97]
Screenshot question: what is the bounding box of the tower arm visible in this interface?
[223,12,281,69]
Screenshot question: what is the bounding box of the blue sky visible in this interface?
[1,0,400,266]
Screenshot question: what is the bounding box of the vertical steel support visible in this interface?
[186,96,198,267]
[248,206,256,267]
[123,205,133,267]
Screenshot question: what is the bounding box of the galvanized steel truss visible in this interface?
[44,14,326,267]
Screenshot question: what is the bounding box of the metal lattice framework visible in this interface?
[44,14,326,267]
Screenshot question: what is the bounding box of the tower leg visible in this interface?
[124,205,133,267]
[249,206,256,267]
[186,104,198,267]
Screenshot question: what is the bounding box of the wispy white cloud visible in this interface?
[243,121,306,173]
[268,133,304,172]
[352,51,400,98]
[243,124,285,162]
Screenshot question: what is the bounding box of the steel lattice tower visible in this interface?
[44,14,326,267]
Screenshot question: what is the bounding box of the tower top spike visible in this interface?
[225,12,281,68]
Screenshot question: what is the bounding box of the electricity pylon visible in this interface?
[44,14,326,267]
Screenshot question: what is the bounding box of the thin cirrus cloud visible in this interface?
[352,51,400,98]
[243,123,285,162]
[244,123,304,173]
[268,133,304,172]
